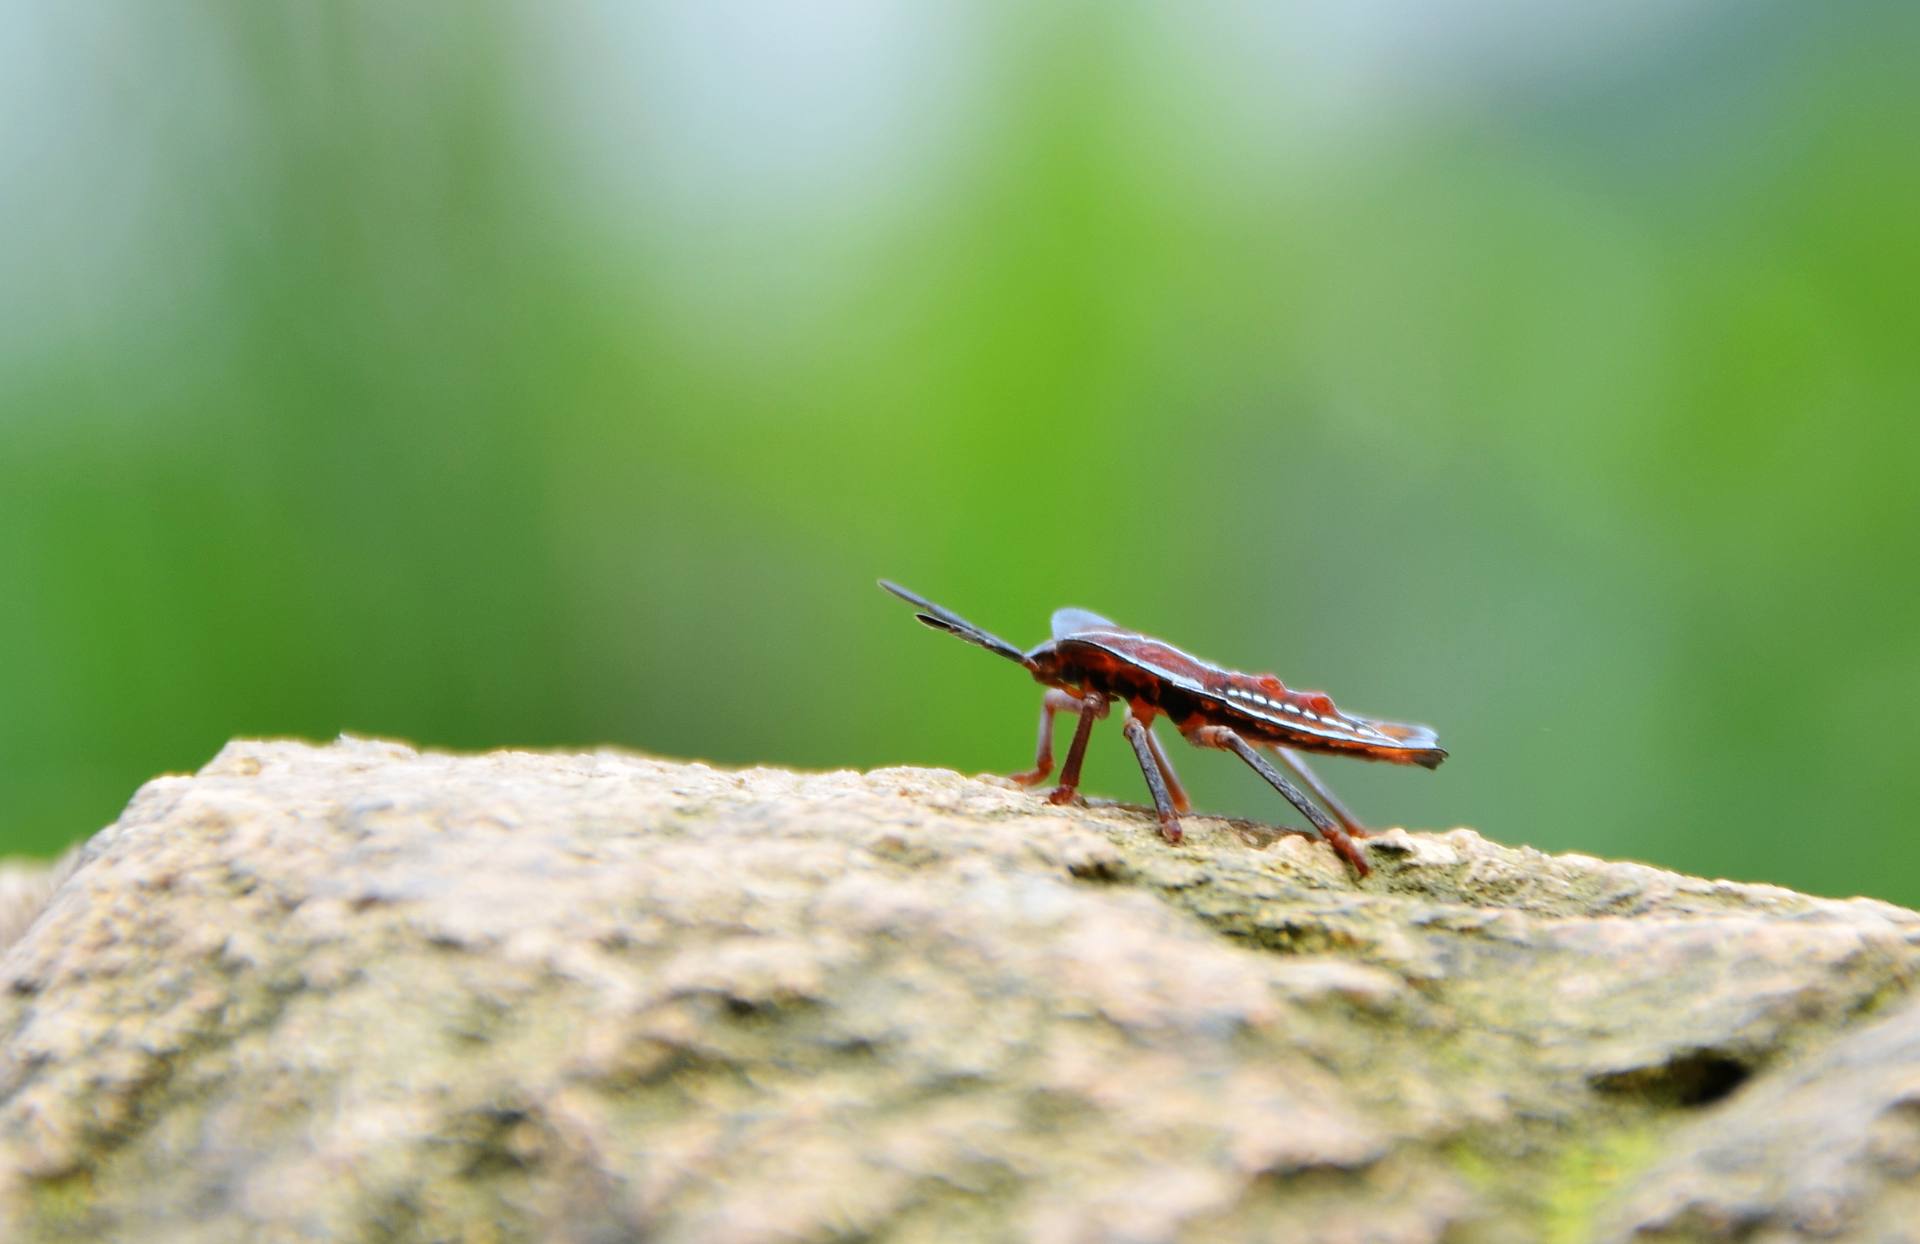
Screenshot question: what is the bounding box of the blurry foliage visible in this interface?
[3,2,1917,902]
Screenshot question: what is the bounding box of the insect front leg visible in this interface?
[1045,692,1109,806]
[1010,689,1088,786]
[1271,747,1367,838]
[1186,726,1370,877]
[1124,714,1184,844]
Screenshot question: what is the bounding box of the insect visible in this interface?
[879,580,1446,876]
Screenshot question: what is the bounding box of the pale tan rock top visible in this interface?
[0,736,1916,1243]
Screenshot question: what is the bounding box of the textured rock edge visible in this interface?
[0,736,1917,1243]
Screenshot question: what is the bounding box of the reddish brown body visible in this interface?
[880,581,1447,878]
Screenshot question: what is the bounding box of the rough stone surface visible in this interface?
[0,855,73,959]
[1,737,1917,1243]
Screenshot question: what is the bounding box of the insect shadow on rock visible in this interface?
[879,580,1447,878]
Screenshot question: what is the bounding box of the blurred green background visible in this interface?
[3,3,1917,903]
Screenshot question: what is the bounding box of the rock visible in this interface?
[0,853,73,960]
[1597,988,1920,1243]
[0,736,1916,1243]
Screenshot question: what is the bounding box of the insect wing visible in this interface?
[1339,713,1447,768]
[1051,607,1119,639]
[1364,718,1440,750]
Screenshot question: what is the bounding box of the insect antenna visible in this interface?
[878,580,1036,670]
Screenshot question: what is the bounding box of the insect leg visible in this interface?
[1123,715,1183,843]
[1010,689,1086,786]
[1187,726,1369,877]
[1270,747,1367,838]
[1046,693,1109,806]
[1142,726,1192,814]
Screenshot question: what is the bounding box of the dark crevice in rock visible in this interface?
[1591,1050,1754,1109]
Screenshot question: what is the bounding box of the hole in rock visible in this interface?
[1591,1050,1752,1108]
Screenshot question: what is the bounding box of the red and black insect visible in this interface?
[880,580,1446,877]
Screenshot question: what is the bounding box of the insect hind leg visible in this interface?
[1270,746,1367,838]
[1186,725,1369,877]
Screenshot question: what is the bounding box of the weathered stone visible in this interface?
[0,737,1915,1243]
[0,852,74,958]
